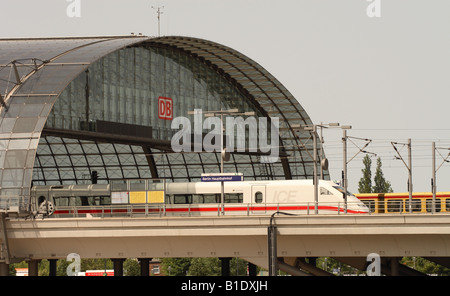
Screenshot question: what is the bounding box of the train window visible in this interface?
[80,196,89,206]
[406,199,422,212]
[332,186,355,197]
[192,194,204,204]
[362,200,376,213]
[387,199,403,213]
[320,187,332,195]
[38,196,46,205]
[174,194,192,204]
[255,191,263,203]
[225,193,243,203]
[100,196,111,205]
[54,196,70,206]
[203,194,220,203]
[426,199,441,212]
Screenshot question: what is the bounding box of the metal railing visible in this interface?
[7,198,450,218]
[48,201,371,218]
[362,199,450,214]
[0,195,27,213]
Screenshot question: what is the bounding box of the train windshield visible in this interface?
[332,186,356,197]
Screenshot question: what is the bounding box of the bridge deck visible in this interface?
[2,213,450,264]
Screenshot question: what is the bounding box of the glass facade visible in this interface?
[36,44,287,185]
[46,45,258,140]
[0,36,328,213]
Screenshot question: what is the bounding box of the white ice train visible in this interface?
[30,179,369,218]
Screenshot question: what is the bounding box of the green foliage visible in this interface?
[401,257,450,275]
[373,157,393,193]
[124,259,141,276]
[358,155,373,193]
[161,257,257,276]
[161,258,191,276]
[187,258,221,276]
[230,257,250,276]
[358,155,394,193]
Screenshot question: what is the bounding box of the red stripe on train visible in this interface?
[53,205,366,215]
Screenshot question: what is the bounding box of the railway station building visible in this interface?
[0,35,328,215]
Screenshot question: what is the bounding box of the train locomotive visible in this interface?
[30,179,370,218]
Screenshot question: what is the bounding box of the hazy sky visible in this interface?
[2,0,450,193]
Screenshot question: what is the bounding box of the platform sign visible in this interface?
[129,191,147,204]
[201,173,243,182]
[148,191,165,203]
[111,192,129,204]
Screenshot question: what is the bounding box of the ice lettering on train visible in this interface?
[274,190,298,203]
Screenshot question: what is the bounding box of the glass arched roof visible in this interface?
[0,36,327,213]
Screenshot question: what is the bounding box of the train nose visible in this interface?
[347,203,370,214]
[357,204,370,213]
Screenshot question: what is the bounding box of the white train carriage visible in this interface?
[30,179,369,218]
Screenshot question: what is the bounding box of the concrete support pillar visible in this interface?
[112,258,125,276]
[49,259,57,276]
[139,258,150,276]
[248,262,257,276]
[390,257,399,276]
[28,260,41,276]
[220,257,230,276]
[0,262,9,276]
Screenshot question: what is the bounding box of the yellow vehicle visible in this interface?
[355,192,450,214]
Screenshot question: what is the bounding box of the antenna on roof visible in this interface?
[151,5,164,37]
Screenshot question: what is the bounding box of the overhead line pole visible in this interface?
[293,123,350,214]
[431,142,450,214]
[391,139,412,213]
[343,129,348,214]
[408,138,412,213]
[432,141,436,214]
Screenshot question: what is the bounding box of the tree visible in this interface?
[161,258,191,276]
[124,259,141,276]
[372,157,393,193]
[187,258,221,276]
[358,155,394,194]
[401,257,450,275]
[358,155,372,193]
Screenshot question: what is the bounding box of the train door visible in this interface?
[251,185,266,213]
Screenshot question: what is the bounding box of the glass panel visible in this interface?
[255,191,263,203]
[426,199,441,212]
[4,150,27,168]
[13,117,38,133]
[387,199,403,213]
[2,169,24,187]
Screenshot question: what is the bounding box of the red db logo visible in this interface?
[158,96,173,120]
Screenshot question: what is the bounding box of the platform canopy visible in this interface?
[0,35,328,213]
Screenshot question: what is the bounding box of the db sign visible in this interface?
[158,96,173,120]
